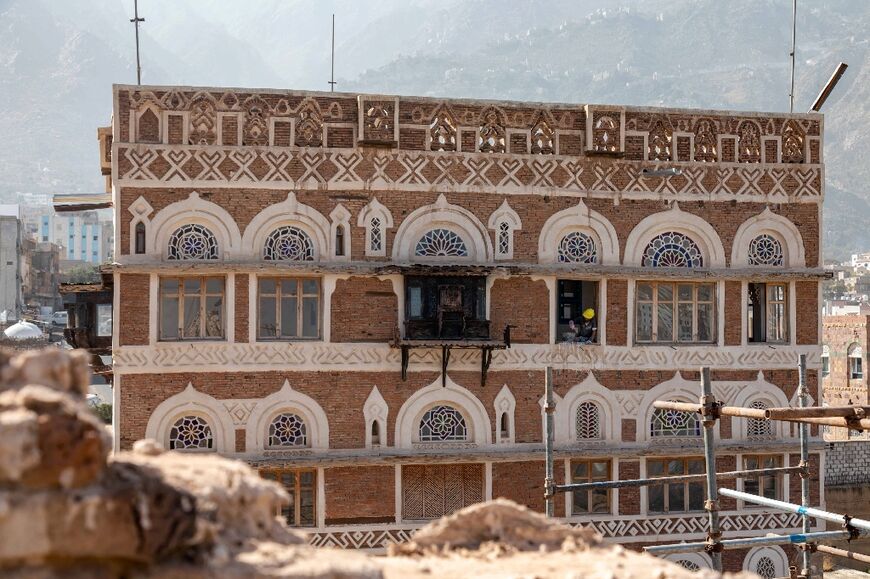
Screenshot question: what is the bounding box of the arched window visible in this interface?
[648,118,672,161]
[499,412,509,441]
[747,400,773,439]
[694,119,717,162]
[415,229,468,258]
[371,421,381,447]
[430,110,457,152]
[531,117,554,155]
[167,224,219,260]
[419,405,468,442]
[478,108,505,153]
[781,121,805,164]
[650,404,701,438]
[264,226,314,261]
[268,412,308,448]
[748,234,784,266]
[334,224,345,257]
[558,231,598,264]
[370,217,383,253]
[738,121,762,163]
[575,401,602,440]
[848,344,863,379]
[168,415,214,451]
[497,221,511,257]
[135,221,146,254]
[755,557,776,579]
[641,232,703,268]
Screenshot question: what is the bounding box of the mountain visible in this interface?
[0,0,867,259]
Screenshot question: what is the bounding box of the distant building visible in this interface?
[822,314,869,441]
[851,253,870,271]
[25,210,113,266]
[0,206,23,318]
[21,237,62,312]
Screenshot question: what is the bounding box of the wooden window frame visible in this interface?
[569,458,612,515]
[259,467,317,527]
[647,456,705,514]
[257,277,322,341]
[850,356,863,380]
[159,276,225,341]
[747,282,789,344]
[635,281,716,345]
[741,454,783,505]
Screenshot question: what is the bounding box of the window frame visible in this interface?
[740,454,784,505]
[159,276,226,341]
[556,279,600,344]
[635,281,717,345]
[257,277,322,341]
[259,467,317,528]
[850,355,863,380]
[647,456,706,514]
[747,282,789,344]
[569,458,612,515]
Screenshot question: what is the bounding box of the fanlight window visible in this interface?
[651,404,701,437]
[755,556,776,579]
[575,401,602,440]
[415,229,468,258]
[642,232,703,268]
[169,415,213,451]
[419,405,468,442]
[168,224,219,260]
[558,231,598,264]
[746,400,773,439]
[268,412,308,448]
[748,234,784,266]
[264,226,314,261]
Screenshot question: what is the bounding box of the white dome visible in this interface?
[4,321,43,340]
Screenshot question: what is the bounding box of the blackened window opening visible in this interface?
[404,275,489,340]
[335,225,345,256]
[135,222,146,254]
[557,280,599,343]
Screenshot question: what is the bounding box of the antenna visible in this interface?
[130,0,145,85]
[788,0,796,112]
[328,13,337,92]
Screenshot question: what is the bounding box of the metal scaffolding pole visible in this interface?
[544,366,555,517]
[798,353,811,577]
[815,544,870,565]
[554,465,803,492]
[699,367,722,572]
[645,529,861,556]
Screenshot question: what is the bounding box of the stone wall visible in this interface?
[825,440,870,486]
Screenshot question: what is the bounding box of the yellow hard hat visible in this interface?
[582,308,595,320]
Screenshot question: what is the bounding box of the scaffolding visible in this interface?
[543,355,870,578]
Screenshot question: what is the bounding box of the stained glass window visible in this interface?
[169,415,213,451]
[415,229,468,258]
[419,405,468,442]
[558,231,597,264]
[268,412,308,447]
[264,226,314,261]
[642,232,703,268]
[748,234,784,266]
[168,224,219,260]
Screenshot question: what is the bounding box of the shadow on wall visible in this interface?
[824,486,870,573]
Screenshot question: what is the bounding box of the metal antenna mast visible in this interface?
[130,0,145,85]
[328,14,337,91]
[789,0,797,112]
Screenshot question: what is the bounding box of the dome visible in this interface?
[4,321,43,340]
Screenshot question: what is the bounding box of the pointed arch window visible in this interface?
[738,121,762,163]
[781,121,805,164]
[264,226,314,261]
[418,405,468,442]
[496,221,511,257]
[693,119,717,162]
[135,221,146,254]
[575,401,602,440]
[334,224,345,257]
[167,224,219,260]
[430,110,457,152]
[648,119,672,161]
[478,109,505,153]
[746,400,773,439]
[370,217,383,253]
[531,117,554,154]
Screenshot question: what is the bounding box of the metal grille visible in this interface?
[401,464,484,520]
[747,400,773,439]
[497,221,510,255]
[167,224,219,260]
[575,401,602,440]
[370,217,382,252]
[755,556,776,579]
[415,229,468,258]
[651,404,701,437]
[748,234,784,266]
[169,415,213,450]
[419,405,468,442]
[264,226,314,261]
[268,412,308,447]
[558,231,597,264]
[676,560,700,572]
[641,232,703,268]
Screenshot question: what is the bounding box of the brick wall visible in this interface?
[825,440,870,486]
[795,281,819,345]
[235,274,249,343]
[119,273,149,345]
[323,466,395,524]
[491,460,565,517]
[330,277,397,342]
[822,315,869,411]
[724,281,741,346]
[489,277,549,343]
[606,279,627,346]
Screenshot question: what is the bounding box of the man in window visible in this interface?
[568,308,597,343]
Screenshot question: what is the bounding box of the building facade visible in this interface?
[107,85,826,575]
[26,210,113,266]
[0,210,23,317]
[822,314,869,441]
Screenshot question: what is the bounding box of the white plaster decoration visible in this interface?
[664,553,712,571]
[731,208,806,268]
[145,383,235,453]
[538,200,619,265]
[222,399,259,426]
[149,192,241,260]
[127,196,154,255]
[637,372,713,443]
[246,379,330,452]
[623,203,726,268]
[728,372,790,441]
[329,204,352,261]
[135,100,162,143]
[391,194,493,263]
[493,384,516,444]
[614,391,644,417]
[552,373,621,444]
[240,192,331,261]
[364,386,389,449]
[394,375,491,448]
[743,546,789,579]
[487,200,523,260]
[357,197,394,257]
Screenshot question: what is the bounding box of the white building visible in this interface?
[851,252,870,271]
[27,210,113,265]
[0,206,22,317]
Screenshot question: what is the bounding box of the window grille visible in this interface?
[651,404,701,437]
[370,217,383,252]
[497,221,511,256]
[418,405,468,442]
[641,232,703,268]
[676,560,701,572]
[558,231,597,264]
[402,464,483,520]
[429,111,457,152]
[167,224,219,260]
[531,118,554,154]
[415,229,468,258]
[748,234,784,266]
[755,557,776,579]
[169,415,213,451]
[746,400,773,439]
[264,226,314,261]
[268,412,308,448]
[575,401,602,440]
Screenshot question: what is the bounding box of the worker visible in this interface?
[567,308,597,344]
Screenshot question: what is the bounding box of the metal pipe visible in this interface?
[718,488,870,533]
[798,354,811,576]
[544,366,555,517]
[774,415,870,430]
[653,400,870,429]
[789,0,797,113]
[553,466,803,493]
[700,367,722,572]
[645,530,858,556]
[815,544,870,565]
[810,62,849,112]
[764,406,869,420]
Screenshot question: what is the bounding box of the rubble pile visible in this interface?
[0,348,752,578]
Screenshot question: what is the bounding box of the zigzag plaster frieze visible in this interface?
[115,145,822,202]
[113,343,821,374]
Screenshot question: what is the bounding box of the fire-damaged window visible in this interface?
[557,280,599,343]
[747,283,788,344]
[404,275,489,340]
[159,277,225,341]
